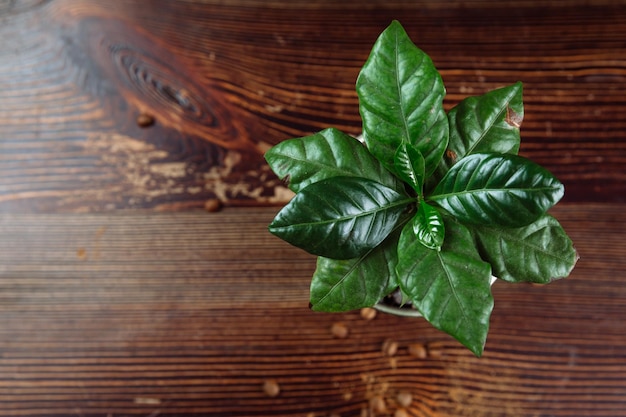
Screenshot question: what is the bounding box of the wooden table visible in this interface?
[1,1,625,416]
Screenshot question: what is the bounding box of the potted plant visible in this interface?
[265,20,578,356]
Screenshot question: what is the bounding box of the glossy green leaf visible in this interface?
[265,127,404,193]
[430,153,564,227]
[269,176,413,260]
[394,142,425,195]
[397,215,493,356]
[265,20,577,357]
[310,225,405,312]
[356,20,448,177]
[472,214,578,283]
[405,201,445,250]
[439,82,523,174]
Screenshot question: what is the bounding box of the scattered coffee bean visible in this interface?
[360,307,377,320]
[408,343,427,359]
[262,379,280,397]
[382,339,398,357]
[133,397,161,405]
[396,391,413,408]
[136,113,155,128]
[331,322,349,339]
[369,395,387,413]
[204,199,223,212]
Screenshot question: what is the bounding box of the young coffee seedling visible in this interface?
[265,20,577,356]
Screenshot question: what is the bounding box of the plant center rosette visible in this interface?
[265,21,577,356]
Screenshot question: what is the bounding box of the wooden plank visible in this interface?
[1,1,625,212]
[0,203,624,416]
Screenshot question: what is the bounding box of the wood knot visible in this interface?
[108,42,219,127]
[136,113,155,128]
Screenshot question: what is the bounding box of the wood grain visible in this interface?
[1,1,625,212]
[0,204,624,416]
[1,2,626,416]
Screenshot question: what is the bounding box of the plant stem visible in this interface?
[373,303,423,318]
[374,276,498,318]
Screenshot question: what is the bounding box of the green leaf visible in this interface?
[439,82,524,174]
[397,215,493,356]
[269,176,413,260]
[310,225,404,312]
[356,20,448,177]
[471,214,579,283]
[394,142,425,195]
[265,127,404,193]
[430,153,564,227]
[405,201,445,250]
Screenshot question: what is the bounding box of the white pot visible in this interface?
[374,276,498,318]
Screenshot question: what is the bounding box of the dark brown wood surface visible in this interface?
[1,1,626,416]
[0,204,625,416]
[0,0,625,211]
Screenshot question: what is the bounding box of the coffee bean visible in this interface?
[382,339,398,357]
[262,379,280,397]
[204,199,223,212]
[360,308,377,320]
[136,113,155,128]
[408,343,427,359]
[369,395,387,413]
[396,391,413,408]
[331,322,349,339]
